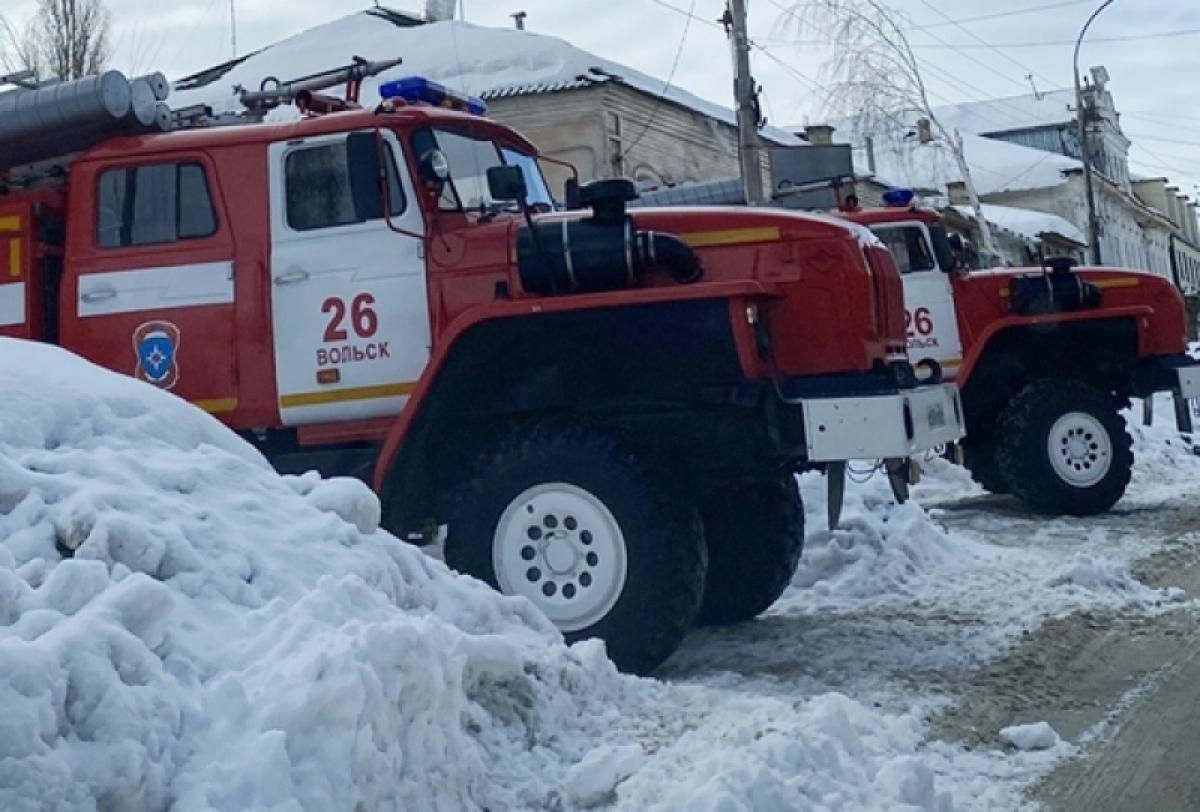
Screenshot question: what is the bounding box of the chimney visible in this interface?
[425,0,457,22]
[511,10,527,29]
[917,118,932,144]
[803,124,835,145]
[946,180,971,206]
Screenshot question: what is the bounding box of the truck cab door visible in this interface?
[63,158,238,414]
[267,129,430,426]
[873,222,964,380]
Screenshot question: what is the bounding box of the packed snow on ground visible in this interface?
[4,337,1198,811]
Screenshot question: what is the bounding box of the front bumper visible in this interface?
[783,382,965,462]
[1132,353,1200,399]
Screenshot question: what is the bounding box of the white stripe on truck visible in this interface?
[77,261,234,318]
[0,281,25,326]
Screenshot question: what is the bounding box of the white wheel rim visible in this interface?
[493,482,628,632]
[1046,411,1112,487]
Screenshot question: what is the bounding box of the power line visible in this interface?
[914,0,1061,90]
[763,0,1048,131]
[905,0,1094,30]
[908,26,1200,49]
[1125,132,1200,149]
[623,0,698,157]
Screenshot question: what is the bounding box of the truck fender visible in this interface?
[955,305,1152,385]
[371,279,771,494]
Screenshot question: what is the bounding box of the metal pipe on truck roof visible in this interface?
[0,70,132,141]
[128,79,159,127]
[133,72,171,101]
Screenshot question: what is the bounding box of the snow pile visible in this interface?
[1046,552,1179,602]
[0,339,625,811]
[999,722,1061,752]
[612,689,953,812]
[790,468,979,601]
[1124,392,1200,500]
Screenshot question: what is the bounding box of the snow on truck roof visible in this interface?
[170,11,803,146]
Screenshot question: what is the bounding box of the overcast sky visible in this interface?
[5,0,1199,195]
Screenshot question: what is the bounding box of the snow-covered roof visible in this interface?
[929,89,1076,136]
[952,203,1086,247]
[858,131,1081,196]
[172,12,801,145]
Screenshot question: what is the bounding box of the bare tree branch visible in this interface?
[0,12,43,79]
[781,0,998,256]
[30,0,111,81]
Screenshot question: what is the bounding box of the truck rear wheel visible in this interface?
[443,423,707,674]
[694,475,805,626]
[995,380,1133,516]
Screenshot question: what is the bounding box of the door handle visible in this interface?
[80,286,117,303]
[273,269,311,285]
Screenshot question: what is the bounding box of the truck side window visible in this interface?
[285,139,405,231]
[874,226,936,274]
[96,162,217,248]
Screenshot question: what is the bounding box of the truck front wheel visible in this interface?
[995,380,1133,516]
[694,475,805,626]
[444,423,707,674]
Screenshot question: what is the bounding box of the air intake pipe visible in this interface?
[517,179,702,295]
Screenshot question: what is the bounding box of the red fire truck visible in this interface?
[840,199,1200,516]
[0,69,964,672]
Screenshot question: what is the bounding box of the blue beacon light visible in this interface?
[881,187,916,207]
[378,76,487,115]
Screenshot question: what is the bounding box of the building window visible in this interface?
[606,111,624,178]
[97,162,217,248]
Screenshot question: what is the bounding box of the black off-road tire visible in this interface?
[995,380,1133,516]
[962,435,1010,494]
[694,475,805,626]
[444,422,707,675]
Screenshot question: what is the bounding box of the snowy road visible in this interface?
[590,399,1200,811]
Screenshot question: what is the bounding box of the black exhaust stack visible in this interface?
[517,179,701,295]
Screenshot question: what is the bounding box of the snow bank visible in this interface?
[1124,392,1200,502]
[612,688,953,812]
[0,339,625,811]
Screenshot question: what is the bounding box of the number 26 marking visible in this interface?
[322,293,378,341]
[905,306,933,337]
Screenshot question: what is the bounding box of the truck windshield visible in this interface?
[871,225,937,274]
[418,128,553,213]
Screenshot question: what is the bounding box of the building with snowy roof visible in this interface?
[172,6,800,198]
[928,68,1199,289]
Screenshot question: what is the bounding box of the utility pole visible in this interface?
[724,0,765,205]
[1074,0,1114,265]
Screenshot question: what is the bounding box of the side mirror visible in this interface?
[346,131,383,221]
[564,177,582,210]
[486,165,527,202]
[418,149,450,184]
